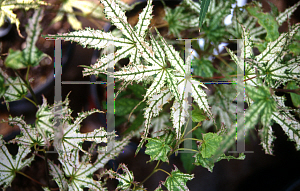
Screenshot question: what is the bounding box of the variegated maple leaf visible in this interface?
[0,0,48,37]
[44,0,213,155]
[220,22,300,157]
[48,135,131,191]
[0,135,35,189]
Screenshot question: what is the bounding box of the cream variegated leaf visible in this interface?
[137,88,173,155]
[272,111,300,151]
[56,149,105,191]
[47,160,68,191]
[226,25,257,86]
[134,0,153,38]
[0,0,48,37]
[106,163,134,190]
[276,1,300,26]
[23,9,49,67]
[35,95,55,143]
[55,135,131,191]
[259,125,274,155]
[7,116,45,146]
[48,0,212,156]
[0,135,35,189]
[56,109,112,155]
[3,76,27,102]
[171,99,189,138]
[52,0,104,30]
[228,1,300,42]
[5,9,51,69]
[227,23,300,89]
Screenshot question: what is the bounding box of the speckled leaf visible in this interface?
[0,135,35,189]
[145,137,172,163]
[106,163,134,190]
[3,76,27,102]
[5,9,50,69]
[163,165,194,191]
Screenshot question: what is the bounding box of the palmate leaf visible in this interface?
[0,135,35,189]
[164,5,198,38]
[227,1,300,42]
[198,0,210,32]
[51,135,131,191]
[46,0,212,156]
[145,137,172,163]
[273,111,300,151]
[56,108,112,155]
[286,81,300,108]
[246,2,279,42]
[3,76,27,102]
[0,0,48,37]
[162,165,194,191]
[201,132,222,158]
[227,23,300,88]
[46,0,154,75]
[181,0,233,42]
[7,116,45,146]
[5,9,50,69]
[194,152,245,172]
[212,83,278,161]
[144,130,176,163]
[52,0,104,30]
[106,163,134,190]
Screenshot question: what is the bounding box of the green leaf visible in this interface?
[201,132,222,158]
[160,130,176,148]
[4,49,26,69]
[288,41,300,56]
[198,0,210,32]
[4,9,50,69]
[115,98,145,116]
[123,112,145,134]
[192,103,207,122]
[286,81,300,108]
[194,152,245,172]
[194,152,214,172]
[145,137,172,163]
[180,141,197,173]
[268,1,279,17]
[192,58,216,78]
[246,2,279,41]
[0,73,6,97]
[163,165,194,191]
[164,6,198,38]
[0,136,35,189]
[245,86,277,127]
[127,83,147,99]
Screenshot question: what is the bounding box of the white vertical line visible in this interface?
[106,45,115,152]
